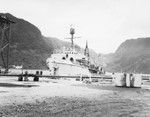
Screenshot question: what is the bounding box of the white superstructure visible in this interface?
[46,27,92,76]
[46,47,91,76]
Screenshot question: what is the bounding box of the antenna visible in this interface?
[65,25,81,48]
[70,27,75,48]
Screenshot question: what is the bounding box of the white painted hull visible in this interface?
[47,61,91,76]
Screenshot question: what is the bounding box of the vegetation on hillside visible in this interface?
[0,13,101,69]
[104,37,150,74]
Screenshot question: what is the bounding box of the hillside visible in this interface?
[0,13,52,69]
[0,13,100,69]
[104,37,150,74]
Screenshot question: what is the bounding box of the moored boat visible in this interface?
[46,27,103,76]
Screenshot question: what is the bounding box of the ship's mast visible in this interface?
[84,40,89,57]
[65,26,81,49]
[84,40,90,64]
[70,27,75,48]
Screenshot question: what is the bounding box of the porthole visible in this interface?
[70,57,74,62]
[62,57,66,60]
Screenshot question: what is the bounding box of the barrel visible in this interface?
[126,74,131,87]
[114,73,126,87]
[132,74,142,88]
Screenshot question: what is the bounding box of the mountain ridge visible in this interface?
[0,13,100,69]
[104,37,150,74]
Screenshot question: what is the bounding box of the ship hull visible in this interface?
[47,61,91,76]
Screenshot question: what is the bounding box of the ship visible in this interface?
[46,27,103,76]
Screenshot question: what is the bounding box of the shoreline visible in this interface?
[0,77,150,116]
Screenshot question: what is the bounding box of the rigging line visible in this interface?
[0,43,9,53]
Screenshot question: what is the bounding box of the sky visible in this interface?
[1,0,150,54]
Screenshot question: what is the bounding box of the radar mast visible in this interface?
[65,26,81,49]
[70,27,75,48]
